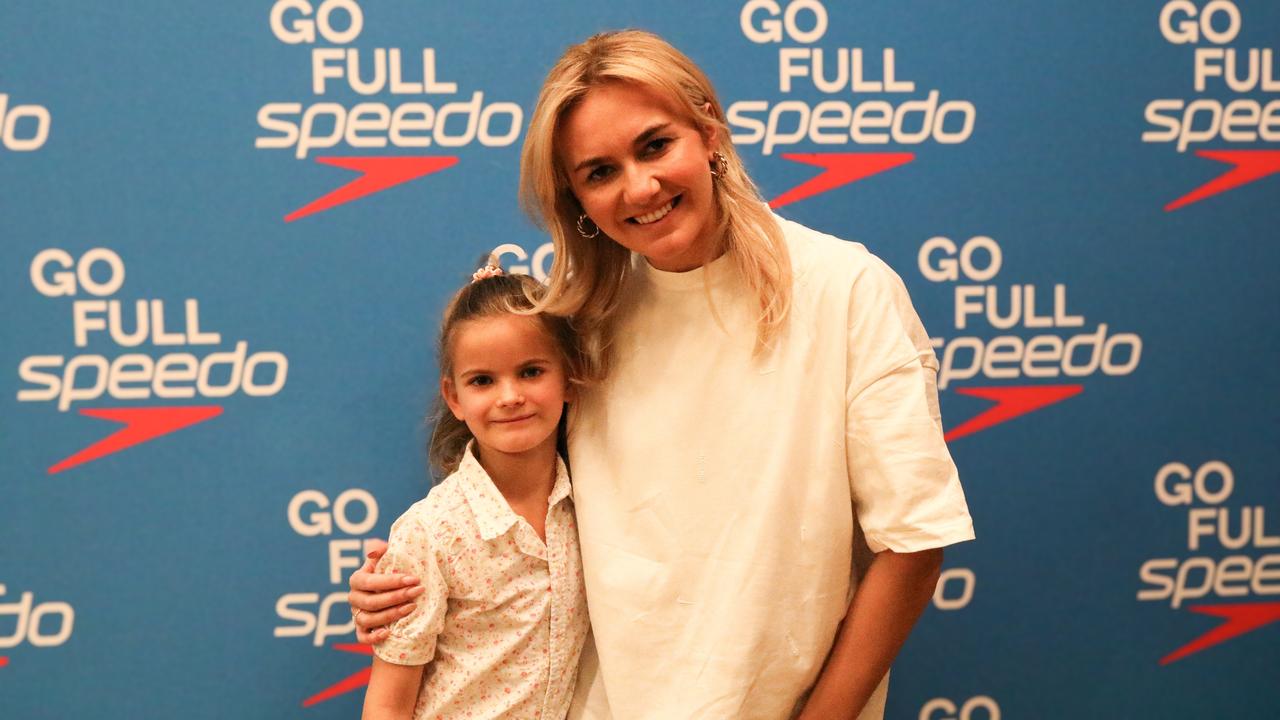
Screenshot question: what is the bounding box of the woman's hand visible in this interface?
[348,539,424,644]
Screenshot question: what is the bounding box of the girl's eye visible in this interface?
[521,367,545,378]
[469,375,492,387]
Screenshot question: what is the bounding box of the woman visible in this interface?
[350,30,973,719]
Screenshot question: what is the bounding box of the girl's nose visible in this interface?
[496,382,525,408]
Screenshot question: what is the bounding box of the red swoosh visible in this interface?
[1165,149,1280,212]
[768,152,914,209]
[944,385,1083,442]
[285,156,459,222]
[302,643,374,707]
[47,406,223,474]
[1161,601,1280,665]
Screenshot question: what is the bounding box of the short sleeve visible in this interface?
[372,511,449,666]
[845,256,975,554]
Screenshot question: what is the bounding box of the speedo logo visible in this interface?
[275,488,381,707]
[920,236,1142,440]
[1137,460,1280,664]
[15,248,288,473]
[256,0,522,221]
[729,0,976,208]
[1142,1,1280,210]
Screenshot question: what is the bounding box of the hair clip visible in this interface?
[471,264,504,283]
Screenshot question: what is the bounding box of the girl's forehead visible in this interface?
[453,314,557,353]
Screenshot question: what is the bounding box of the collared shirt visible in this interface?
[375,445,588,720]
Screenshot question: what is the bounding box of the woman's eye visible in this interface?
[644,137,671,155]
[586,165,613,183]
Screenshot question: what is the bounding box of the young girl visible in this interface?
[360,267,590,720]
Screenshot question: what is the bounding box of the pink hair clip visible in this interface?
[471,264,504,283]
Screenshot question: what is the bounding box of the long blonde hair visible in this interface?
[519,30,792,381]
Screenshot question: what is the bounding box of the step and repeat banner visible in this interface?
[2,1,1278,718]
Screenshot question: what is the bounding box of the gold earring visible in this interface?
[709,151,728,178]
[576,213,600,238]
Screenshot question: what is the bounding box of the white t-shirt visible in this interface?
[375,446,589,719]
[567,216,974,720]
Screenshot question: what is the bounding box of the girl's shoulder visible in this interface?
[387,473,472,540]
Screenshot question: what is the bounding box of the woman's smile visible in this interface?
[628,195,681,225]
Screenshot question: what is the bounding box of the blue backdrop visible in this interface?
[3,1,1278,718]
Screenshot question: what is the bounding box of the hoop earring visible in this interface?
[576,213,600,239]
[709,151,728,179]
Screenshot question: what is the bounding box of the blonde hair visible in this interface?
[428,273,586,476]
[519,30,792,381]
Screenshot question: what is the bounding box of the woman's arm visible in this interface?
[361,657,424,720]
[350,540,425,643]
[797,547,943,720]
[812,255,971,717]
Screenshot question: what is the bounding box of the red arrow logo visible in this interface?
[303,643,373,707]
[944,385,1083,442]
[47,406,223,475]
[285,156,459,222]
[768,152,914,209]
[1160,601,1280,665]
[1165,149,1280,212]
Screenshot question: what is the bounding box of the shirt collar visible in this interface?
[548,454,573,507]
[457,443,572,542]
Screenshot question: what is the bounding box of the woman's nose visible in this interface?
[621,164,660,206]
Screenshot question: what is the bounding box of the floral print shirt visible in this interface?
[375,446,589,719]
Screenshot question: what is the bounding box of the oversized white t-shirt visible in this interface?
[567,216,974,720]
